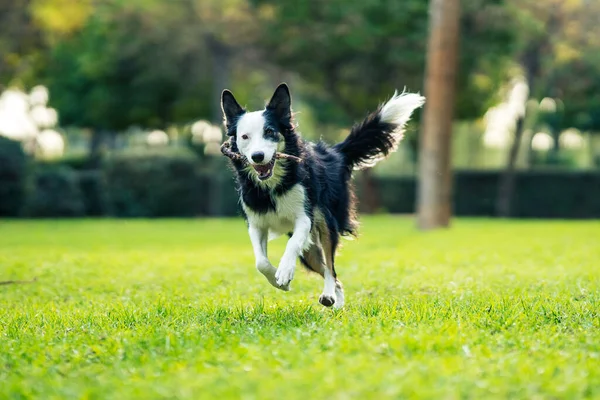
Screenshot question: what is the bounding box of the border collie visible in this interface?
[221,83,425,309]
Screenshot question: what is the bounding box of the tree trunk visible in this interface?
[496,116,525,217]
[416,0,460,230]
[496,40,542,217]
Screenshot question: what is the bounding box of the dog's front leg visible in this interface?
[276,214,312,287]
[248,224,289,291]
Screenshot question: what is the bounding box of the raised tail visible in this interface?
[334,90,425,170]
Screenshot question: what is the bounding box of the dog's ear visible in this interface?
[266,83,292,122]
[221,90,245,131]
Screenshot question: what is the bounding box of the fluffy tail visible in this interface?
[334,90,425,170]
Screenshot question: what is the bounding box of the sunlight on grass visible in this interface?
[1,217,599,399]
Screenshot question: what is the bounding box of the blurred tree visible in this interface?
[43,0,214,161]
[497,0,600,217]
[416,0,460,230]
[190,0,260,122]
[548,0,600,134]
[0,0,44,89]
[252,0,515,124]
[251,0,515,212]
[0,0,94,89]
[34,0,263,164]
[30,0,93,38]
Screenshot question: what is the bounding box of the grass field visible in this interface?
[1,217,599,399]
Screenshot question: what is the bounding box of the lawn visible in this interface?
[1,217,599,399]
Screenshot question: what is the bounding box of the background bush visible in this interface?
[356,171,600,219]
[78,170,110,216]
[26,166,85,217]
[2,143,598,219]
[0,137,28,217]
[103,148,205,217]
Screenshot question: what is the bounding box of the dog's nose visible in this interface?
[251,152,265,163]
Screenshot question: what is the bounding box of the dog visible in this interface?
[221,83,425,309]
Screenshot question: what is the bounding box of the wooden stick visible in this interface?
[274,152,303,163]
[220,139,245,161]
[220,138,303,163]
[0,277,37,286]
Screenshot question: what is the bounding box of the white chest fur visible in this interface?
[242,184,307,237]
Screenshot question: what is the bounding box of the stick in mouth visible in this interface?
[220,138,303,164]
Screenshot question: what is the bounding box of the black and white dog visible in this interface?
[221,83,424,309]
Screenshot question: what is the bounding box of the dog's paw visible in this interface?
[275,262,295,287]
[318,293,336,308]
[333,284,345,309]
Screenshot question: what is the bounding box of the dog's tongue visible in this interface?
[253,164,272,179]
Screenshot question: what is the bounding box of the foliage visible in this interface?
[1,218,600,398]
[555,57,600,132]
[37,153,94,171]
[252,0,516,122]
[44,0,214,131]
[508,0,600,132]
[5,0,600,140]
[0,0,44,88]
[5,150,600,218]
[0,136,28,216]
[78,170,110,216]
[0,137,28,216]
[25,165,85,217]
[30,0,93,37]
[103,148,204,217]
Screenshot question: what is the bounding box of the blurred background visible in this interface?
[0,0,599,220]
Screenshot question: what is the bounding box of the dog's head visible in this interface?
[221,83,292,182]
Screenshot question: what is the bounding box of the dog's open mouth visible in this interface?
[252,160,275,180]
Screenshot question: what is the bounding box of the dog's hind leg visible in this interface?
[317,219,344,309]
[249,224,289,291]
[300,237,335,307]
[299,230,326,277]
[301,223,344,309]
[319,231,344,309]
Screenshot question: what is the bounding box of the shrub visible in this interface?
[26,166,85,217]
[361,170,600,218]
[0,136,28,216]
[78,170,110,216]
[104,148,205,217]
[38,153,92,171]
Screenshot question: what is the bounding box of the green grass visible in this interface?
[1,217,599,399]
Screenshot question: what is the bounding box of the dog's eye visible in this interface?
[265,128,274,136]
[241,134,249,140]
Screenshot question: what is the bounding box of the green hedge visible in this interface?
[78,170,110,216]
[26,166,85,217]
[37,153,92,171]
[103,149,206,217]
[512,172,600,218]
[0,137,28,216]
[356,171,600,218]
[2,141,598,219]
